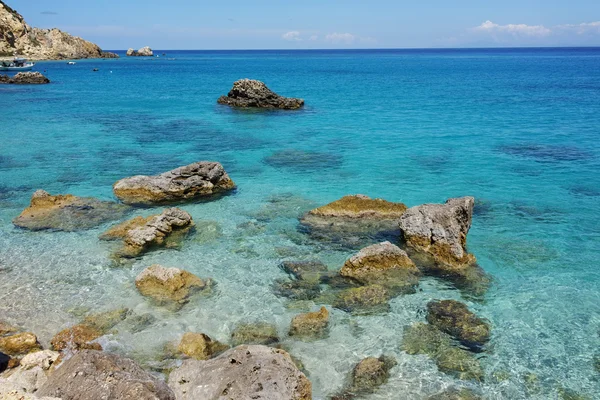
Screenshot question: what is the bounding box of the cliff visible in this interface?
[0,1,116,60]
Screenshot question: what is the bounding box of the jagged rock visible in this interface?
[13,190,129,231]
[0,1,113,60]
[300,195,407,249]
[231,322,279,347]
[399,197,476,267]
[0,365,49,395]
[177,332,229,360]
[217,79,304,109]
[113,161,235,205]
[101,208,194,258]
[50,325,102,352]
[37,350,175,399]
[135,264,209,304]
[19,350,59,371]
[0,333,41,356]
[426,300,490,350]
[334,356,397,398]
[0,72,50,84]
[126,46,153,56]
[333,285,391,315]
[340,241,420,294]
[289,307,330,339]
[168,345,312,400]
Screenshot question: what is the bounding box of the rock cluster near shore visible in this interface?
[217,79,305,109]
[126,46,153,56]
[0,72,50,84]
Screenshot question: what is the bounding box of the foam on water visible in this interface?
[1,48,599,399]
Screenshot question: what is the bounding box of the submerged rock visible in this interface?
[300,195,407,249]
[113,161,235,205]
[135,264,209,305]
[101,208,194,258]
[177,332,229,360]
[50,324,103,352]
[168,345,312,400]
[333,285,390,315]
[280,260,329,282]
[217,78,304,109]
[0,72,50,84]
[345,356,397,396]
[340,241,420,294]
[80,308,130,333]
[13,190,129,231]
[0,321,19,336]
[231,322,279,347]
[37,350,175,399]
[0,333,41,356]
[426,300,490,350]
[289,307,330,340]
[273,278,322,301]
[126,46,153,56]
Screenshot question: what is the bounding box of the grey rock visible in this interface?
[126,46,153,57]
[217,79,304,109]
[0,72,50,84]
[37,350,175,400]
[168,345,312,400]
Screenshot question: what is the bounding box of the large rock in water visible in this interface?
[135,264,209,304]
[126,46,153,56]
[0,332,41,356]
[13,190,130,231]
[0,72,50,84]
[217,79,304,109]
[37,350,175,399]
[300,195,408,249]
[100,208,194,258]
[113,161,235,205]
[426,300,490,350]
[168,345,312,400]
[340,241,420,294]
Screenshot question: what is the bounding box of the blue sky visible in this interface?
[9,0,600,49]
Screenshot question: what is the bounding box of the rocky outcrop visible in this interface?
[177,332,229,360]
[217,79,304,109]
[126,46,153,56]
[135,264,209,304]
[0,350,60,397]
[0,332,41,356]
[231,322,279,347]
[37,350,175,399]
[399,197,476,267]
[101,208,194,258]
[300,195,408,249]
[0,72,50,84]
[289,307,330,340]
[100,51,119,58]
[168,345,312,400]
[426,300,490,350]
[0,1,114,60]
[340,241,420,294]
[113,161,235,205]
[13,190,129,231]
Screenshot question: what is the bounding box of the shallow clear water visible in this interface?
[1,48,599,399]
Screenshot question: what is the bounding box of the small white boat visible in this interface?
[0,57,35,71]
[67,61,76,65]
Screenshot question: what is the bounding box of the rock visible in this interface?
[280,260,329,282]
[100,51,119,58]
[231,323,279,347]
[399,197,476,267]
[124,313,156,333]
[0,72,50,84]
[126,46,153,56]
[338,356,397,397]
[101,208,194,258]
[13,190,130,231]
[435,346,483,381]
[19,350,59,371]
[113,161,235,205]
[340,241,420,294]
[300,195,407,249]
[217,79,304,109]
[177,332,229,360]
[81,308,130,333]
[168,345,311,400]
[50,325,102,352]
[333,285,390,315]
[37,350,175,399]
[1,365,49,395]
[0,388,61,400]
[135,264,208,304]
[0,321,18,336]
[426,300,490,350]
[272,278,322,301]
[289,307,330,340]
[0,333,41,356]
[193,220,223,244]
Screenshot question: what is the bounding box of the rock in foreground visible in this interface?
[333,355,397,398]
[218,79,304,109]
[37,350,175,399]
[168,345,311,400]
[135,264,209,304]
[0,332,41,356]
[289,307,330,340]
[13,190,129,231]
[126,46,153,56]
[113,161,235,205]
[0,72,50,84]
[177,332,229,360]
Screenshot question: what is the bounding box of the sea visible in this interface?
[0,48,599,399]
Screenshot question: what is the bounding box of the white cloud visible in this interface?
[474,20,551,37]
[325,32,356,44]
[282,31,302,41]
[558,21,600,35]
[309,35,319,41]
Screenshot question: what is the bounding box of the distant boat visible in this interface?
[0,57,35,71]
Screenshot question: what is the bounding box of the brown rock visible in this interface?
[289,306,330,339]
[50,325,103,352]
[231,322,279,346]
[0,332,41,356]
[135,264,208,304]
[333,285,391,315]
[426,300,490,350]
[217,79,304,110]
[177,332,229,360]
[337,355,397,397]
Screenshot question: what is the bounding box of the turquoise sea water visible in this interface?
[1,48,599,399]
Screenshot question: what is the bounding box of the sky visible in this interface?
[8,0,600,50]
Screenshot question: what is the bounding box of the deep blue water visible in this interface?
[1,48,599,399]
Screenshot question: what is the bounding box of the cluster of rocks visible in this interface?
[217,79,304,109]
[126,46,153,57]
[0,72,50,84]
